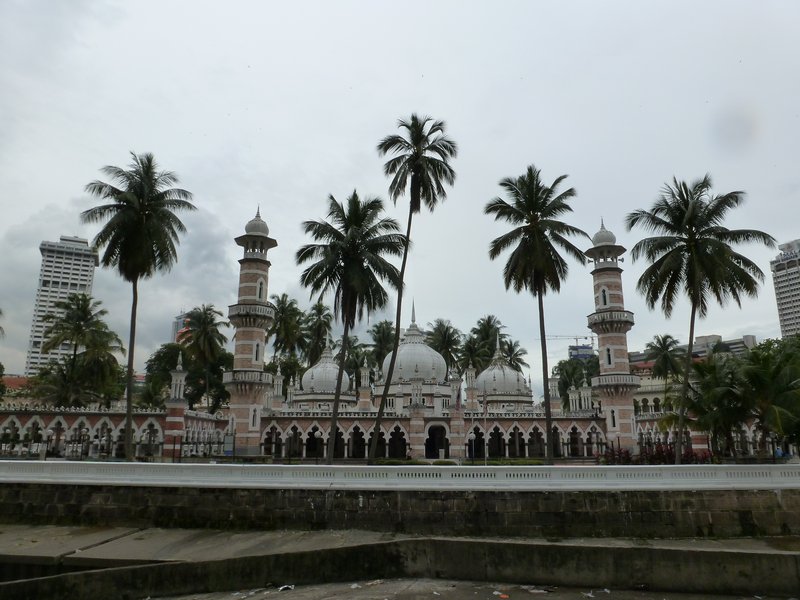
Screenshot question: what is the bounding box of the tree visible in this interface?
[0,307,4,338]
[501,338,529,372]
[303,301,333,366]
[297,191,403,464]
[0,362,6,398]
[425,319,462,375]
[269,294,307,358]
[457,334,492,374]
[553,358,585,410]
[485,165,589,461]
[625,175,775,463]
[471,315,506,356]
[82,152,196,459]
[178,304,229,409]
[371,114,457,463]
[644,334,685,409]
[368,320,395,368]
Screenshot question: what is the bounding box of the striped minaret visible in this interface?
[164,354,188,461]
[223,209,277,456]
[585,220,640,451]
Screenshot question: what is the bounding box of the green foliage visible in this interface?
[368,320,395,367]
[303,302,332,366]
[269,294,307,359]
[266,353,304,398]
[485,165,589,461]
[0,362,6,398]
[425,319,462,374]
[178,304,229,409]
[143,342,232,411]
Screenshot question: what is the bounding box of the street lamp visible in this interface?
[314,430,323,464]
[80,428,89,460]
[467,432,475,466]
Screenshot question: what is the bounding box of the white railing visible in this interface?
[1,461,798,491]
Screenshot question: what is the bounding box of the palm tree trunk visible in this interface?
[369,205,413,463]
[326,320,350,465]
[537,289,553,463]
[124,279,138,461]
[674,303,697,465]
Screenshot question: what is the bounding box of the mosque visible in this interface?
[6,210,771,462]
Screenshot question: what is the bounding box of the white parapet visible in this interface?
[1,461,799,492]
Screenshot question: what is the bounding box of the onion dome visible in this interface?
[591,219,616,246]
[475,338,531,395]
[245,207,270,236]
[381,306,447,383]
[301,345,349,393]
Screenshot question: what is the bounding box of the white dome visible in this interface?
[382,315,447,383]
[245,208,270,236]
[301,346,349,393]
[475,345,531,395]
[591,220,616,246]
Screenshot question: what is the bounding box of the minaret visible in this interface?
[585,221,640,451]
[224,209,278,456]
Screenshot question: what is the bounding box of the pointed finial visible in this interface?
[176,353,183,371]
[411,300,416,324]
[600,217,606,230]
[256,206,261,219]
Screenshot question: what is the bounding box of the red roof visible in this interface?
[3,376,29,390]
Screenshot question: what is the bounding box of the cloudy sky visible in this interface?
[1,0,797,395]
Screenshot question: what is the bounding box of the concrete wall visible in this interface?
[2,483,800,538]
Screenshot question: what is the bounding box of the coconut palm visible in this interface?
[303,302,333,366]
[82,152,195,459]
[371,114,457,462]
[552,358,585,411]
[457,334,492,375]
[297,191,403,464]
[0,308,4,338]
[485,164,589,461]
[425,319,462,375]
[501,338,529,372]
[269,294,307,358]
[625,175,775,463]
[471,315,506,355]
[178,304,229,409]
[645,334,685,409]
[368,320,395,368]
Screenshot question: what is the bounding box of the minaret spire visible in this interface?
[411,300,416,324]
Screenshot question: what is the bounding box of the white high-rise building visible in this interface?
[25,236,99,375]
[771,239,800,338]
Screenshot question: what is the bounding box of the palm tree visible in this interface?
[82,152,196,459]
[644,334,685,410]
[485,164,589,461]
[0,308,4,338]
[457,334,492,374]
[471,315,506,355]
[178,304,229,409]
[371,114,457,462]
[297,191,403,464]
[269,294,307,358]
[368,320,395,368]
[501,338,529,372]
[426,319,462,375]
[303,302,333,366]
[553,358,585,411]
[625,175,775,463]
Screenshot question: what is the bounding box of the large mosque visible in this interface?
[219,210,640,461]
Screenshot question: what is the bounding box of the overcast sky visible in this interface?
[1,0,797,396]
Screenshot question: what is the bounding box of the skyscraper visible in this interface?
[771,239,800,338]
[24,236,99,375]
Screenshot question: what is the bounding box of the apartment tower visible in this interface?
[25,236,99,375]
[771,239,800,338]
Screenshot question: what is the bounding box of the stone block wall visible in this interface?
[1,484,800,538]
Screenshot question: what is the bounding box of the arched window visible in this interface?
[601,289,608,306]
[257,281,264,299]
[611,409,616,427]
[606,348,612,365]
[254,343,260,362]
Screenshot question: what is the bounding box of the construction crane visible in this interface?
[534,334,596,349]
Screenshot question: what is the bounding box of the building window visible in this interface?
[601,289,608,306]
[606,348,612,365]
[257,281,264,300]
[254,343,260,362]
[611,410,616,427]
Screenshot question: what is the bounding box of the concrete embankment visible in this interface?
[0,526,798,599]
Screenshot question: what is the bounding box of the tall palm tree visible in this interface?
[82,151,195,459]
[501,338,529,373]
[644,334,685,410]
[457,334,492,374]
[297,191,403,464]
[368,320,395,368]
[625,175,775,463]
[553,358,585,411]
[42,293,108,366]
[471,315,506,355]
[371,114,457,462]
[269,293,307,358]
[0,308,4,338]
[425,319,462,375]
[303,301,333,366]
[178,304,229,409]
[485,164,589,461]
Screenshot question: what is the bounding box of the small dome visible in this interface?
[591,220,616,246]
[475,346,531,396]
[245,208,270,236]
[301,346,349,393]
[382,311,447,383]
